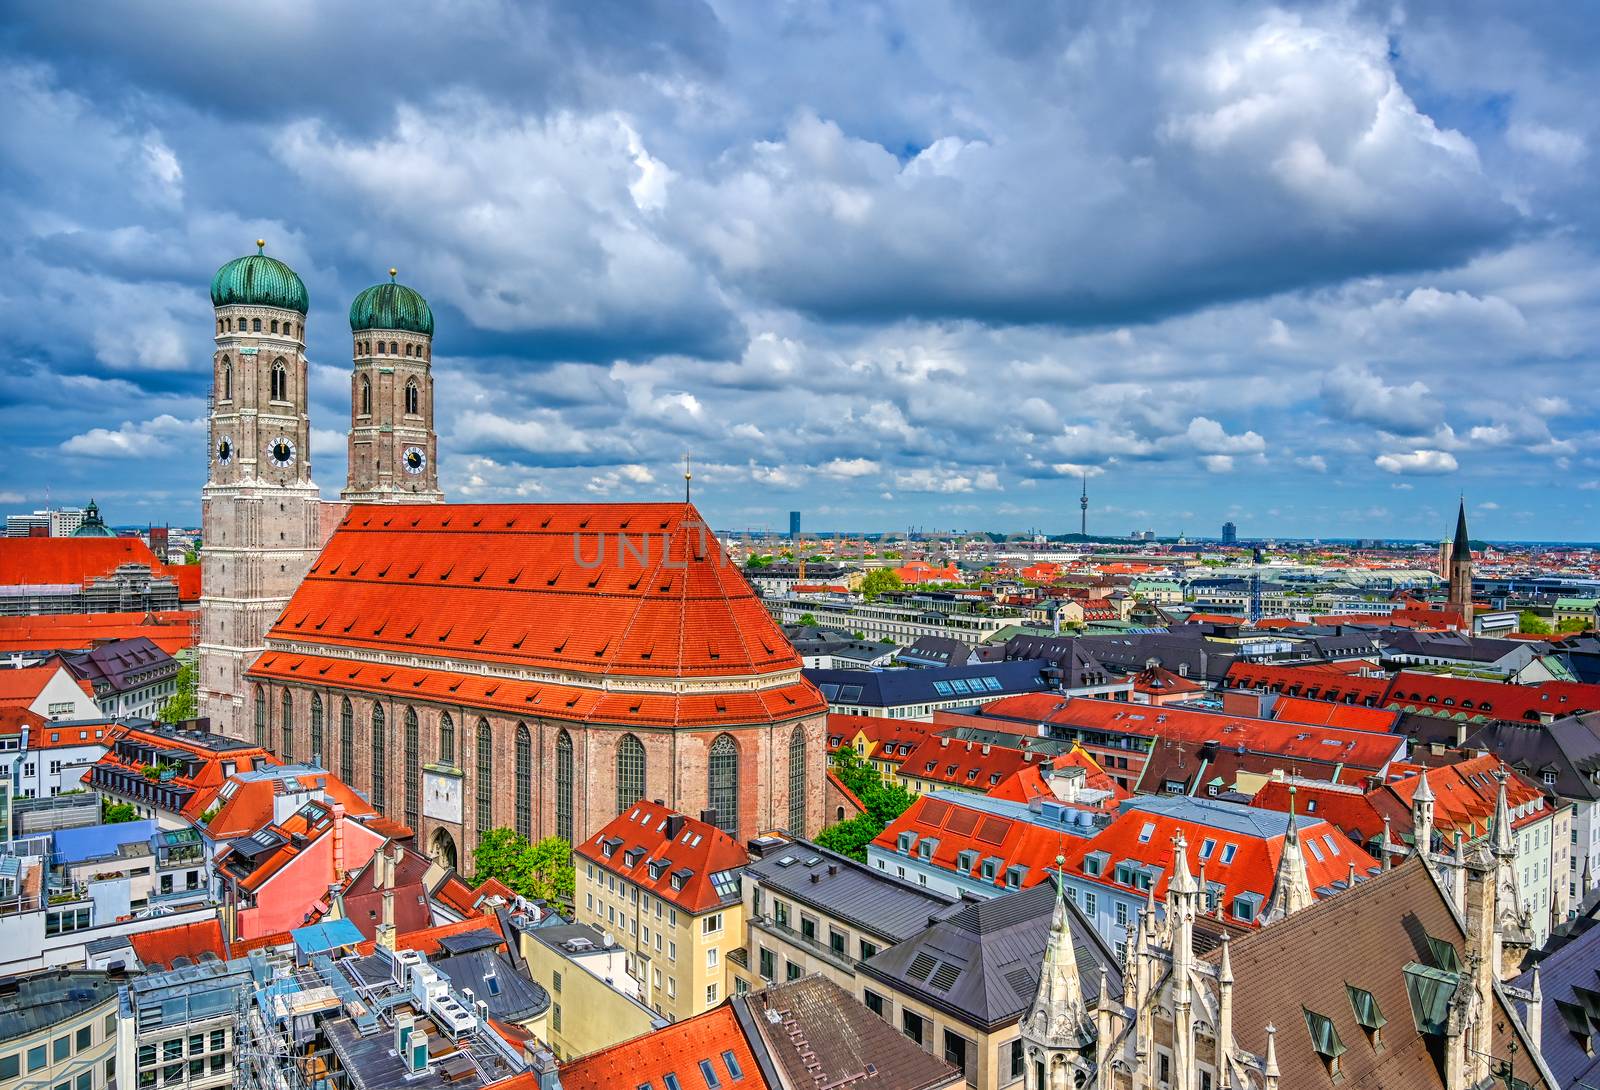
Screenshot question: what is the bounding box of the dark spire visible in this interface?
[1453,498,1471,556]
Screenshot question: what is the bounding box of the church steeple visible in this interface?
[1261,788,1314,924]
[1447,498,1474,625]
[344,269,443,504]
[1021,870,1097,1088]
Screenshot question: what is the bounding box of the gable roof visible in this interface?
[746,838,958,942]
[1218,858,1550,1090]
[806,660,1056,708]
[559,1004,768,1090]
[576,800,749,915]
[0,611,196,656]
[0,536,160,587]
[859,875,1122,1031]
[128,917,229,971]
[741,976,961,1090]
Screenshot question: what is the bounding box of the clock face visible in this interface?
[216,437,233,465]
[403,445,428,475]
[267,437,297,468]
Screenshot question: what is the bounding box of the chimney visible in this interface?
[699,810,719,827]
[331,802,346,878]
[381,888,395,943]
[532,1048,562,1090]
[665,814,686,839]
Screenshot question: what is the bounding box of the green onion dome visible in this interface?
[210,241,309,314]
[349,269,434,336]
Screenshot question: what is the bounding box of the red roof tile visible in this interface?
[575,800,749,915]
[0,611,196,656]
[872,794,1094,891]
[129,918,228,970]
[1270,695,1398,732]
[0,663,73,707]
[897,735,1053,792]
[987,745,1128,805]
[258,503,810,682]
[559,1005,769,1090]
[0,536,163,587]
[85,723,279,822]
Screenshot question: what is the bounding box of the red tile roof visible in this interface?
[987,745,1128,806]
[1250,780,1388,851]
[129,917,228,970]
[1224,662,1391,704]
[0,611,196,656]
[1367,755,1550,849]
[0,536,162,587]
[353,913,507,957]
[0,663,73,707]
[1227,663,1600,724]
[983,697,1403,775]
[260,503,810,681]
[205,769,377,840]
[23,721,112,750]
[559,1004,769,1090]
[897,735,1053,791]
[575,800,749,915]
[1270,695,1398,732]
[85,723,279,822]
[825,713,933,763]
[1059,801,1377,923]
[871,793,1092,891]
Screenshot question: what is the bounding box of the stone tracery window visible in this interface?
[404,707,420,828]
[617,733,646,815]
[359,374,371,416]
[788,726,806,833]
[476,719,493,835]
[405,379,419,415]
[271,359,287,402]
[371,704,387,810]
[555,729,574,844]
[708,733,739,837]
[440,712,455,765]
[281,690,294,760]
[517,723,535,840]
[340,698,354,783]
[310,693,324,765]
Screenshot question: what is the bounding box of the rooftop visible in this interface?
[745,838,958,942]
[0,969,119,1046]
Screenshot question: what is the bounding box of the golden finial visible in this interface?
[256,239,266,253]
[389,267,398,280]
[683,451,693,503]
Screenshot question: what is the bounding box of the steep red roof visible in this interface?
[1059,800,1377,924]
[1224,662,1390,704]
[84,723,279,822]
[0,536,162,587]
[1379,672,1600,723]
[261,503,807,681]
[0,611,196,656]
[129,917,228,970]
[575,800,749,915]
[353,913,507,957]
[1251,780,1389,852]
[826,713,932,764]
[559,1005,769,1090]
[205,769,377,840]
[987,746,1128,805]
[1368,755,1550,849]
[0,663,72,707]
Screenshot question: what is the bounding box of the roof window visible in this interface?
[1303,1007,1347,1074]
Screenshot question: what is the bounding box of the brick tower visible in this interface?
[343,270,443,503]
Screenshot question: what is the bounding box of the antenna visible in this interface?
[1080,473,1089,539]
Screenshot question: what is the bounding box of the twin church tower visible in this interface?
[197,243,443,734]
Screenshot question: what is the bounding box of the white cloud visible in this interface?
[59,414,204,457]
[819,457,879,479]
[1321,363,1442,432]
[1375,449,1459,475]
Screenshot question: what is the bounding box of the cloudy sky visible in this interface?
[2,2,1597,540]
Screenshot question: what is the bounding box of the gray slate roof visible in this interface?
[747,839,958,943]
[1465,715,1600,803]
[1514,913,1600,1089]
[859,876,1121,1031]
[431,948,551,1023]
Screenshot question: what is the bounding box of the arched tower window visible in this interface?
[254,688,267,749]
[404,707,420,828]
[270,319,279,334]
[371,704,387,811]
[340,699,354,783]
[439,713,455,766]
[310,694,324,765]
[708,734,739,837]
[221,358,232,401]
[555,730,574,844]
[281,691,294,761]
[359,374,371,417]
[252,318,262,332]
[405,379,419,415]
[617,734,646,815]
[516,723,534,840]
[475,719,493,835]
[271,360,287,402]
[788,726,807,833]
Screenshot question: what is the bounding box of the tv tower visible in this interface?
[1079,473,1088,538]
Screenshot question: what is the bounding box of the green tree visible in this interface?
[158,661,198,723]
[814,814,881,863]
[860,569,903,601]
[102,800,137,824]
[182,547,200,565]
[471,828,574,906]
[797,613,819,627]
[1558,617,1590,633]
[1519,611,1552,635]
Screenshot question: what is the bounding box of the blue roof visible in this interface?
[53,820,156,865]
[291,918,365,956]
[804,659,1054,707]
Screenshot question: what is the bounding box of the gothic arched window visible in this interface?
[271,360,287,402]
[516,723,534,841]
[281,690,294,761]
[617,734,646,815]
[254,688,267,749]
[340,698,354,783]
[404,379,419,415]
[555,730,574,843]
[359,374,371,416]
[310,693,324,765]
[221,359,232,401]
[404,707,420,827]
[708,734,739,837]
[476,719,493,835]
[439,712,455,766]
[371,704,387,810]
[788,726,806,833]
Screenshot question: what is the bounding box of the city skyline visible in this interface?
[2,2,1599,539]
